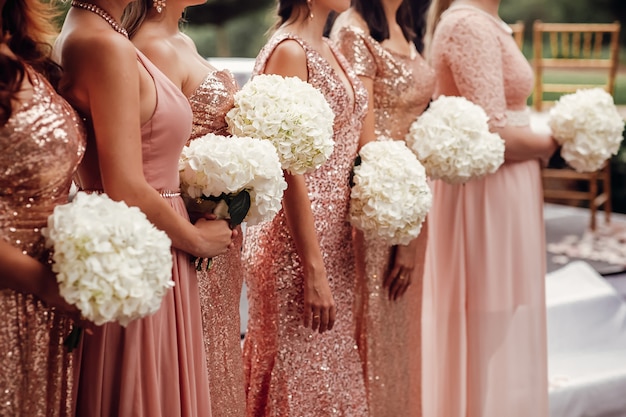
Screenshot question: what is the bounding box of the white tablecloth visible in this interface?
[547,261,626,417]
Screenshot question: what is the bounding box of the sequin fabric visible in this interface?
[242,33,369,416]
[188,70,246,417]
[0,65,85,417]
[332,12,435,141]
[189,70,236,139]
[333,12,435,417]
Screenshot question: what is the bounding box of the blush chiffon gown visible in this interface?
[422,5,550,417]
[75,51,212,417]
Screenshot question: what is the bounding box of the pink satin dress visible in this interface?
[188,69,246,417]
[422,6,549,417]
[332,11,435,417]
[242,33,369,416]
[75,51,212,417]
[0,64,85,417]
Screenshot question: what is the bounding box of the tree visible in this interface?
[184,0,274,56]
[185,0,274,26]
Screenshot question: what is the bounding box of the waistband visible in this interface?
[80,189,181,198]
[505,108,531,127]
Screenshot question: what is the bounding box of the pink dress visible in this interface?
[422,6,549,417]
[75,51,212,417]
[242,33,369,416]
[332,12,435,417]
[188,70,246,417]
[0,65,85,417]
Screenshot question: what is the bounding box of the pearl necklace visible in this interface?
[70,1,129,38]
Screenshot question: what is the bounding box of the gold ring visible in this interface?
[313,315,320,319]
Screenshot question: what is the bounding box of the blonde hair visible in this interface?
[424,0,454,58]
[121,0,151,39]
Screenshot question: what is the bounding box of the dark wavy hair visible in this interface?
[274,0,308,31]
[354,0,414,43]
[411,0,432,53]
[0,0,61,126]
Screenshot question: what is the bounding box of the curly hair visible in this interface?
[1,0,61,126]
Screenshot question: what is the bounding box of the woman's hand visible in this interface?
[191,218,236,259]
[540,136,560,167]
[303,263,336,334]
[384,221,428,301]
[35,270,80,314]
[384,243,417,301]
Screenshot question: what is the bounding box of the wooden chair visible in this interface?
[532,21,621,230]
[509,20,525,50]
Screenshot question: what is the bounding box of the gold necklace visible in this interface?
[70,1,129,38]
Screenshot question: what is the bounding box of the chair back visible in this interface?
[532,21,621,111]
[509,20,525,50]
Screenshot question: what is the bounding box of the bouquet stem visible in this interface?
[64,326,83,352]
[192,256,213,271]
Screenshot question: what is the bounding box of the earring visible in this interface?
[153,0,166,13]
[307,0,314,20]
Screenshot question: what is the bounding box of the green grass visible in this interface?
[530,69,626,105]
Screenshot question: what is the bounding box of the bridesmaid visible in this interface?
[330,0,434,415]
[122,2,246,416]
[422,0,557,416]
[242,0,369,415]
[54,0,235,416]
[0,0,85,415]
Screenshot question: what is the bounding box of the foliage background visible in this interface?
[182,0,626,213]
[55,0,626,212]
[182,0,626,58]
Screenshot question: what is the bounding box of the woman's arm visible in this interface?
[494,124,557,162]
[60,33,233,259]
[0,241,77,311]
[440,17,557,162]
[263,39,335,333]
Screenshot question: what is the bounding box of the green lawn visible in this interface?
[531,69,626,105]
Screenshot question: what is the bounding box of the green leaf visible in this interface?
[228,190,251,227]
[349,155,362,188]
[63,326,83,352]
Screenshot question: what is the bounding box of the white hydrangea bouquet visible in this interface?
[225,74,335,175]
[42,192,175,328]
[548,88,624,172]
[349,140,432,245]
[179,133,287,228]
[406,95,505,184]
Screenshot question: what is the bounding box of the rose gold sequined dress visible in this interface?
[0,65,85,417]
[242,33,369,416]
[422,6,549,417]
[188,70,246,417]
[75,51,212,417]
[332,12,435,417]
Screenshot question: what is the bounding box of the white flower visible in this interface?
[225,74,335,175]
[179,133,287,226]
[41,192,174,327]
[349,140,432,245]
[405,96,505,184]
[549,88,624,172]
